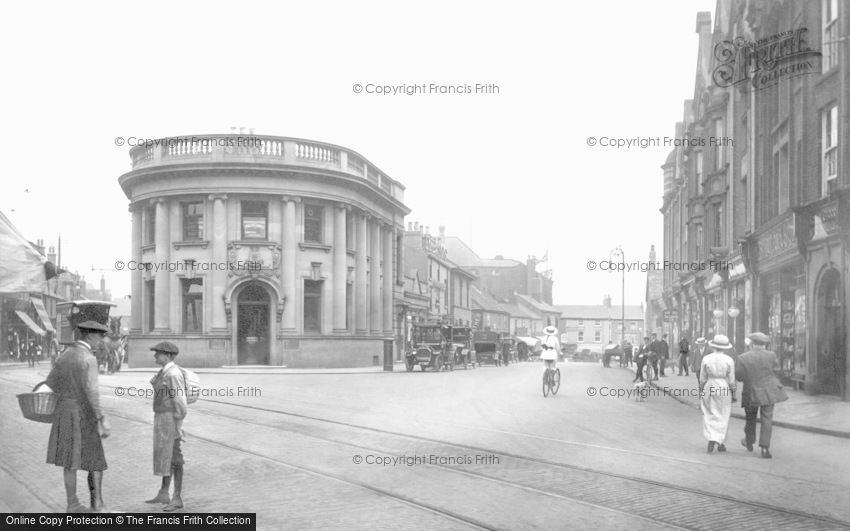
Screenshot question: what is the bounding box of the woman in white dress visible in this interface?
[540,326,561,372]
[699,334,737,453]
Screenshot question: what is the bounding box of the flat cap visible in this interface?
[76,320,110,333]
[748,332,770,344]
[150,341,179,355]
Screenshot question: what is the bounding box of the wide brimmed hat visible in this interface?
[76,320,110,333]
[748,332,770,344]
[708,334,732,350]
[544,326,558,335]
[695,337,707,345]
[150,341,180,355]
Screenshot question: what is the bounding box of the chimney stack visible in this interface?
[438,225,445,244]
[603,294,612,308]
[425,226,430,235]
[100,275,106,294]
[414,221,419,231]
[47,246,56,264]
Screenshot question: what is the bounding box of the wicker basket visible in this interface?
[17,381,57,424]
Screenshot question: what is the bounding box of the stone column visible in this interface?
[281,197,298,331]
[333,203,348,332]
[130,206,143,332]
[210,194,228,332]
[355,213,368,334]
[382,226,394,335]
[153,197,170,332]
[369,220,382,334]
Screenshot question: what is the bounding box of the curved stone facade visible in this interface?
[120,135,410,368]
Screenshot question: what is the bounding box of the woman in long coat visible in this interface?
[699,334,737,453]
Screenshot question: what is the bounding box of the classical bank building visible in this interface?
[120,135,410,368]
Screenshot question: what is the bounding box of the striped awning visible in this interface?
[31,298,55,333]
[15,311,46,336]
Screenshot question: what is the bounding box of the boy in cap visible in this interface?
[145,341,188,511]
[45,320,112,513]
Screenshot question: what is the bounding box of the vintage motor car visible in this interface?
[406,323,453,372]
[450,326,476,369]
[473,330,502,366]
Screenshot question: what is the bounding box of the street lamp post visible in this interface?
[610,247,625,343]
[727,306,740,349]
[713,307,724,336]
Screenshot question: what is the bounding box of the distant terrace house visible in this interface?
[120,134,410,368]
[470,285,511,334]
[556,295,645,352]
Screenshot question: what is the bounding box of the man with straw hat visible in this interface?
[736,332,788,459]
[698,334,737,454]
[45,320,112,513]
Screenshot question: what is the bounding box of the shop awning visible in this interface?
[31,298,55,333]
[514,336,540,348]
[15,311,46,336]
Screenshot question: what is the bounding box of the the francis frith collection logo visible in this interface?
[712,28,822,91]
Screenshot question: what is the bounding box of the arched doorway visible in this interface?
[815,268,844,397]
[237,283,271,365]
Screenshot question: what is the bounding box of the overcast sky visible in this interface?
[1,0,716,306]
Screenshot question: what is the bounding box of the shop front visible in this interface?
[797,195,849,399]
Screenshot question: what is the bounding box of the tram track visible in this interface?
[4,371,849,530]
[180,395,850,531]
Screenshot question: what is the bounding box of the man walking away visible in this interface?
[648,333,660,380]
[678,335,690,376]
[691,337,708,387]
[736,332,788,459]
[621,340,633,368]
[659,333,670,377]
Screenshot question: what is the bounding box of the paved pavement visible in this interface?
[615,362,850,438]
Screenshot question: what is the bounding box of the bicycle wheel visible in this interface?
[552,369,561,395]
[542,369,550,397]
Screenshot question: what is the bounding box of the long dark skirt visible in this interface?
[46,399,107,471]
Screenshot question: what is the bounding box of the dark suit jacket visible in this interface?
[690,346,708,372]
[734,347,789,408]
[659,340,670,359]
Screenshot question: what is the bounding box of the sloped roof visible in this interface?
[470,286,510,314]
[500,303,539,320]
[515,293,560,314]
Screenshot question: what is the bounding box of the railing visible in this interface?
[127,135,400,199]
[295,142,339,165]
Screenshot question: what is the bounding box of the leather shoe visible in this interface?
[741,438,753,452]
[707,441,715,453]
[717,444,727,452]
[761,447,772,459]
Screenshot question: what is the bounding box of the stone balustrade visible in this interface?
[128,135,402,201]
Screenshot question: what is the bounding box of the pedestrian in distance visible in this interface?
[621,339,633,368]
[678,335,690,376]
[648,333,661,380]
[691,337,708,386]
[633,337,651,382]
[735,332,788,459]
[145,341,188,512]
[699,334,737,454]
[659,332,670,377]
[45,320,112,513]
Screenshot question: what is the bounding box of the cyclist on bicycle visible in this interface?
[541,325,561,372]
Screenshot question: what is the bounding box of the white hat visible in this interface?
[708,334,732,350]
[544,325,557,335]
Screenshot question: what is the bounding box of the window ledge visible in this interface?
[173,240,210,250]
[347,249,356,257]
[231,240,276,247]
[299,242,332,253]
[141,244,155,252]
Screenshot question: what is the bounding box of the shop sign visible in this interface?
[757,217,796,265]
[662,309,678,322]
[780,291,795,370]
